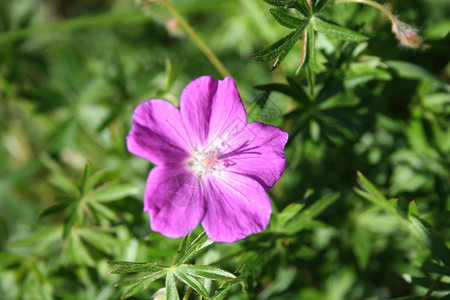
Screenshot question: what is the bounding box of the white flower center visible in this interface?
[189,147,224,178]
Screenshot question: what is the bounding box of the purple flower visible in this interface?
[126,76,288,242]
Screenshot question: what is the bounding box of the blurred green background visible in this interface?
[0,0,449,299]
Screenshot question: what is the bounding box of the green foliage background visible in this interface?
[0,0,449,299]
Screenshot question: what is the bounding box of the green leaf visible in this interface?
[408,215,450,266]
[177,265,237,281]
[385,60,438,81]
[252,28,303,63]
[307,192,340,218]
[85,169,109,193]
[38,203,69,218]
[78,228,118,256]
[173,232,214,266]
[269,9,306,29]
[422,260,450,277]
[280,193,339,234]
[311,17,368,42]
[118,271,167,300]
[89,183,139,202]
[408,201,420,217]
[263,0,301,9]
[67,230,95,266]
[305,25,316,91]
[54,196,76,204]
[108,261,165,274]
[166,270,180,300]
[355,171,388,206]
[210,263,247,300]
[8,226,62,248]
[79,161,93,194]
[87,201,118,221]
[63,206,77,239]
[296,0,312,17]
[313,0,331,12]
[412,276,450,291]
[115,270,167,287]
[276,203,305,229]
[174,269,209,297]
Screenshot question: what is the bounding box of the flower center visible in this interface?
[189,147,224,178]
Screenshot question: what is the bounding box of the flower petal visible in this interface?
[180,76,247,148]
[221,122,288,190]
[126,100,192,166]
[144,166,206,238]
[201,173,272,242]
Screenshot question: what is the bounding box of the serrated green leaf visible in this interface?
[178,265,237,281]
[296,0,312,17]
[313,0,331,12]
[109,262,165,274]
[408,201,420,217]
[119,282,146,300]
[252,28,303,63]
[173,232,213,266]
[115,270,167,287]
[174,269,209,297]
[408,215,450,266]
[166,270,180,300]
[211,280,244,300]
[311,17,368,42]
[89,183,139,202]
[305,25,316,90]
[211,263,247,300]
[263,0,301,9]
[269,9,306,29]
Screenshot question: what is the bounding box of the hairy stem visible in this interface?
[141,0,231,78]
[334,0,397,23]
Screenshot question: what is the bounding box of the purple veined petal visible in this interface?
[201,173,272,243]
[220,122,288,190]
[126,100,193,166]
[180,76,247,149]
[144,166,206,238]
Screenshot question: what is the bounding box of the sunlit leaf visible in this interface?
[311,17,368,42]
[177,265,237,281]
[269,9,306,29]
[174,269,209,297]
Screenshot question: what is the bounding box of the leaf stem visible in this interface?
[421,275,443,300]
[334,0,397,23]
[141,0,231,78]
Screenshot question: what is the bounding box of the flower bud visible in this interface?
[391,20,428,50]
